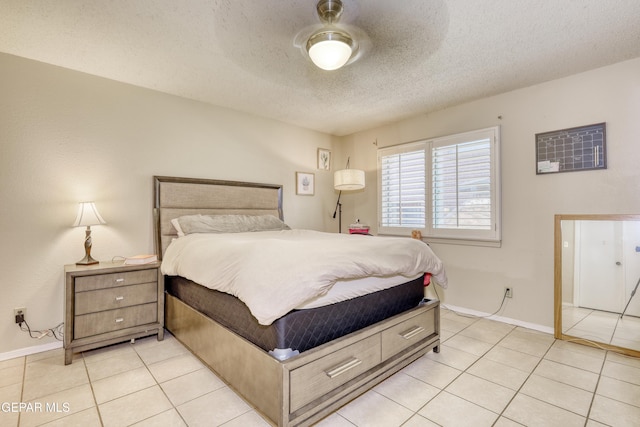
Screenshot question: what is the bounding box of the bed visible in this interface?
[154,175,444,426]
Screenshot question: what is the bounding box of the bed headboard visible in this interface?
[153,176,284,259]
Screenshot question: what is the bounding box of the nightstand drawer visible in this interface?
[75,269,157,292]
[75,282,158,315]
[74,303,158,339]
[289,334,380,412]
[381,308,436,360]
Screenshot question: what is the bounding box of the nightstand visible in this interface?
[64,261,164,364]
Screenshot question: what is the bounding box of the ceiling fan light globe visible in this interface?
[307,31,353,71]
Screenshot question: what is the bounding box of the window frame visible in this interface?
[377,126,501,245]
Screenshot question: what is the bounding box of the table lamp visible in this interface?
[73,202,106,265]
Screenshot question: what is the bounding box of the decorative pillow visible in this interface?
[171,218,185,237]
[177,214,290,235]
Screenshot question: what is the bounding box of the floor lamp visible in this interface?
[333,157,365,233]
[620,276,640,318]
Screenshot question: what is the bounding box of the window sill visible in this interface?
[377,232,502,248]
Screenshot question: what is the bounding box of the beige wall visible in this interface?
[2,51,639,356]
[339,57,640,329]
[0,53,339,355]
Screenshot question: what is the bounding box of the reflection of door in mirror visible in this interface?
[555,214,640,358]
[575,220,624,312]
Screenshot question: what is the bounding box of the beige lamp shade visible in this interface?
[73,202,106,227]
[334,169,365,190]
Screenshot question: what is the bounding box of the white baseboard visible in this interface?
[0,341,63,362]
[442,303,554,335]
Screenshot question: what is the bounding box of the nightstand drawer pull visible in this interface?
[399,326,425,340]
[115,296,124,301]
[115,278,125,283]
[115,318,124,323]
[325,357,362,378]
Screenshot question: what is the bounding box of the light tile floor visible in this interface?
[563,305,640,352]
[1,308,639,426]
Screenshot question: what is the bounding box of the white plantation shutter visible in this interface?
[378,142,426,231]
[378,127,500,243]
[432,138,492,230]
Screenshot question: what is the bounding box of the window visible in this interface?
[378,126,501,243]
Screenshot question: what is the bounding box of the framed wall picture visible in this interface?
[317,148,331,170]
[295,172,315,195]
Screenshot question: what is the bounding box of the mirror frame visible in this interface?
[554,213,640,357]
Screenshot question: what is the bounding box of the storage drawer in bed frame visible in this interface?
[165,293,440,427]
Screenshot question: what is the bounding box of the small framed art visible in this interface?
[296,172,315,196]
[317,148,331,170]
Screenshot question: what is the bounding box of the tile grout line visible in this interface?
[132,338,202,427]
[395,312,476,426]
[490,330,559,426]
[582,349,608,427]
[81,352,105,427]
[435,316,604,425]
[82,341,163,425]
[129,341,234,427]
[499,339,625,423]
[403,311,486,425]
[18,356,26,427]
[434,321,540,426]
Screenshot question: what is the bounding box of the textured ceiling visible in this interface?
[2,0,640,136]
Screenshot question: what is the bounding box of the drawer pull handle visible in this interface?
[115,296,124,301]
[325,357,362,379]
[115,278,125,283]
[400,326,425,340]
[115,318,124,323]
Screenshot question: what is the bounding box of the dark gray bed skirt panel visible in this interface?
[165,275,426,353]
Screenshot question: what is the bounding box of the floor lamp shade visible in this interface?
[334,169,365,190]
[333,167,365,233]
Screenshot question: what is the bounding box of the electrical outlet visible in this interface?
[504,287,513,298]
[14,307,26,323]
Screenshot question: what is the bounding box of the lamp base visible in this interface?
[77,225,99,265]
[76,254,99,265]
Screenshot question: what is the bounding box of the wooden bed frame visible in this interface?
[153,176,440,426]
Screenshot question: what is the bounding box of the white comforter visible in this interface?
[161,229,448,325]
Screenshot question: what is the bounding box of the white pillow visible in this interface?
[170,218,185,237]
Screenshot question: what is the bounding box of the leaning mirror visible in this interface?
[555,214,640,357]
